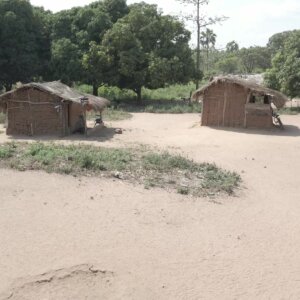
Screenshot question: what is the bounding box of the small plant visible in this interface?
[177,187,189,195]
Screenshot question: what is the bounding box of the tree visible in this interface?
[265,31,300,98]
[216,56,240,74]
[101,3,195,102]
[239,46,271,73]
[267,30,300,56]
[200,28,216,72]
[50,1,123,86]
[176,0,227,88]
[102,0,129,23]
[32,6,53,80]
[50,38,82,85]
[82,42,112,96]
[0,0,49,90]
[101,21,150,101]
[226,41,239,53]
[51,5,112,52]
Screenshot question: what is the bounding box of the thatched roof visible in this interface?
[192,76,288,109]
[0,81,110,111]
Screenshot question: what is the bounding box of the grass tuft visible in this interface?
[0,143,16,158]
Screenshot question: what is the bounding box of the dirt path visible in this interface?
[1,114,300,299]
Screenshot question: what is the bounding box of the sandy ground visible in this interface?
[1,113,300,299]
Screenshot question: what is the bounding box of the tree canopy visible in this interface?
[0,0,299,101]
[0,0,49,90]
[265,31,300,98]
[98,2,195,101]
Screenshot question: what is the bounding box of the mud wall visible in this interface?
[6,87,67,136]
[201,82,273,129]
[245,103,273,128]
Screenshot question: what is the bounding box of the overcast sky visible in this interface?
[30,0,300,48]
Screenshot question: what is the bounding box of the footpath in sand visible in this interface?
[0,114,300,299]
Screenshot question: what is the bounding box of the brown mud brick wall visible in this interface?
[245,103,273,128]
[6,87,66,136]
[202,82,248,127]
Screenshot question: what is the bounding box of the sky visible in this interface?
[30,0,300,49]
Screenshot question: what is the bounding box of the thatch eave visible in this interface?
[192,76,288,109]
[0,81,110,112]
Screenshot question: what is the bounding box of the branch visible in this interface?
[180,14,228,27]
[200,16,228,27]
[177,0,208,5]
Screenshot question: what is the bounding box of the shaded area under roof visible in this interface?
[192,76,288,109]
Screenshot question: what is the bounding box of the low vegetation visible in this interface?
[279,107,300,115]
[0,142,240,197]
[102,108,132,121]
[88,108,132,122]
[79,83,202,114]
[112,99,202,114]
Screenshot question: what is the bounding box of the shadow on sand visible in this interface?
[208,124,300,137]
[6,126,120,143]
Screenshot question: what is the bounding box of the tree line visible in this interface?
[195,28,300,98]
[0,0,299,100]
[0,0,196,101]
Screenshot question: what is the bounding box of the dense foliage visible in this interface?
[0,0,299,99]
[265,30,300,98]
[0,0,195,101]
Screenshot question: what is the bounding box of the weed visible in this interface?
[177,187,189,195]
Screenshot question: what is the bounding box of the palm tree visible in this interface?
[200,28,216,72]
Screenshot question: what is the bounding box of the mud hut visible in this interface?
[0,81,110,136]
[192,77,288,129]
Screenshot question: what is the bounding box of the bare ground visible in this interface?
[1,113,300,299]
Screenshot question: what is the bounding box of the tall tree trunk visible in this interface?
[136,87,142,105]
[196,0,200,90]
[93,84,98,96]
[206,46,209,73]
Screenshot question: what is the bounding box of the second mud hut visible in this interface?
[192,77,288,129]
